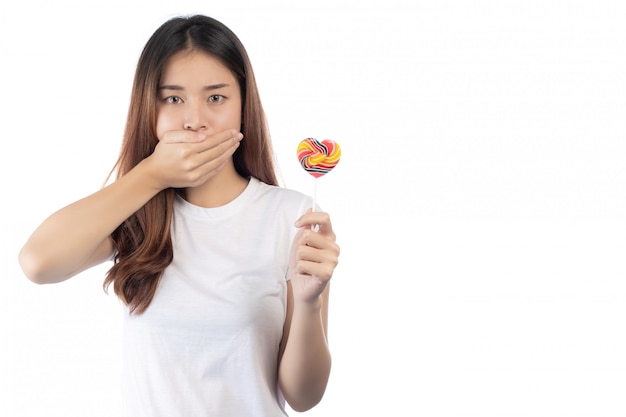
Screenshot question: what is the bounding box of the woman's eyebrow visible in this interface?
[158,83,231,91]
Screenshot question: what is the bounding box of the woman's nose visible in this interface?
[184,101,208,131]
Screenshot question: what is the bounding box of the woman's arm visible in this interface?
[18,129,243,284]
[278,211,339,412]
[18,160,163,284]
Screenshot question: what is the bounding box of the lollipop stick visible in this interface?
[312,177,317,213]
[311,178,319,232]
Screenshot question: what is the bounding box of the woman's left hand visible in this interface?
[288,210,340,305]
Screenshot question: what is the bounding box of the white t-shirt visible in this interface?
[121,177,311,417]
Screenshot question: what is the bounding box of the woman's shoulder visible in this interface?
[253,178,307,199]
[252,178,311,211]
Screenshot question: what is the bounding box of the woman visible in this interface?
[18,14,339,416]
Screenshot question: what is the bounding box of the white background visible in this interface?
[1,1,625,416]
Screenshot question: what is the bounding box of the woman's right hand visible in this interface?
[145,129,243,190]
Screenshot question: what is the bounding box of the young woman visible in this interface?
[18,15,339,416]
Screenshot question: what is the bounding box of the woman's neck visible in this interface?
[181,163,249,208]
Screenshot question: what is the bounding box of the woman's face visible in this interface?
[156,51,242,138]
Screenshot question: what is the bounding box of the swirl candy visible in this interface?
[297,138,341,178]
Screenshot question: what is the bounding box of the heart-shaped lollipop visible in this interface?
[297,138,341,216]
[297,138,341,178]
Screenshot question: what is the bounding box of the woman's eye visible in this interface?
[209,95,224,103]
[165,96,182,104]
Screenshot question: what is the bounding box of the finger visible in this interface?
[180,132,240,173]
[162,129,242,149]
[187,140,240,185]
[300,230,339,253]
[294,259,335,282]
[294,211,335,235]
[195,129,243,154]
[161,130,207,144]
[296,243,339,266]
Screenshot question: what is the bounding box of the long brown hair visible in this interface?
[104,15,277,315]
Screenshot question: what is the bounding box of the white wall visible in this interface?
[1,1,625,416]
